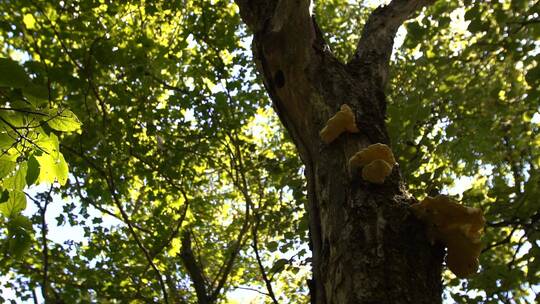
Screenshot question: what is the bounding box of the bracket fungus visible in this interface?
[411,195,485,278]
[349,143,396,184]
[319,104,359,144]
[361,159,392,184]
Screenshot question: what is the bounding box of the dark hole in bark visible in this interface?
[274,70,285,88]
[320,173,326,186]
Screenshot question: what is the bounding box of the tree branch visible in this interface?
[349,0,435,87]
[71,175,152,234]
[235,0,322,158]
[232,286,270,296]
[180,231,211,304]
[63,143,170,303]
[39,185,54,302]
[105,163,170,304]
[252,214,280,304]
[31,289,38,304]
[209,135,252,302]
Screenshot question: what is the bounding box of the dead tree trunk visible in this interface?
[235,0,443,303]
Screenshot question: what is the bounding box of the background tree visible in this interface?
[0,0,538,303]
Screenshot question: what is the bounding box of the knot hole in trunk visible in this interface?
[274,69,285,88]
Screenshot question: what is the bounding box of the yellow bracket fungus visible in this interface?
[349,143,396,167]
[319,104,359,144]
[411,195,485,278]
[349,143,395,184]
[361,159,392,184]
[446,232,483,278]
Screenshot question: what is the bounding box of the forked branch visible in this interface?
[349,0,435,87]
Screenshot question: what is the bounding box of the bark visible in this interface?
[181,231,211,304]
[235,0,444,303]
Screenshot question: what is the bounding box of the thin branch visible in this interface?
[31,289,38,304]
[30,0,83,71]
[72,175,152,234]
[232,286,270,296]
[165,273,188,304]
[0,116,47,154]
[105,163,170,304]
[60,143,107,176]
[508,231,528,269]
[252,214,280,304]
[209,135,252,301]
[38,185,54,302]
[0,107,49,116]
[487,219,521,228]
[150,189,190,259]
[62,143,169,303]
[126,150,194,261]
[482,225,519,253]
[19,261,156,302]
[145,72,190,94]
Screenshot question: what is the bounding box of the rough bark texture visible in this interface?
[235,0,443,303]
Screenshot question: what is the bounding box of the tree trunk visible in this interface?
[235,0,443,303]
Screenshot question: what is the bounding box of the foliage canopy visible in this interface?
[0,0,538,303]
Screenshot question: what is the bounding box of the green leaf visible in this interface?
[511,0,527,10]
[33,129,59,155]
[464,6,480,21]
[47,109,82,132]
[3,162,27,190]
[0,58,30,88]
[23,84,49,105]
[468,17,486,33]
[25,156,40,185]
[0,159,16,179]
[270,258,288,274]
[0,110,24,128]
[0,132,16,150]
[0,190,27,217]
[531,24,540,39]
[35,145,69,185]
[525,64,540,86]
[0,189,9,203]
[7,214,33,258]
[34,133,67,185]
[405,22,426,48]
[267,241,279,252]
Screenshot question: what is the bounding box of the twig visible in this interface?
[105,163,170,304]
[209,135,252,301]
[71,175,152,234]
[482,225,519,253]
[39,185,54,301]
[0,108,49,116]
[62,143,169,303]
[252,214,280,304]
[232,286,270,296]
[0,116,47,154]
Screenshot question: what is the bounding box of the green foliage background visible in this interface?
[0,0,538,303]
